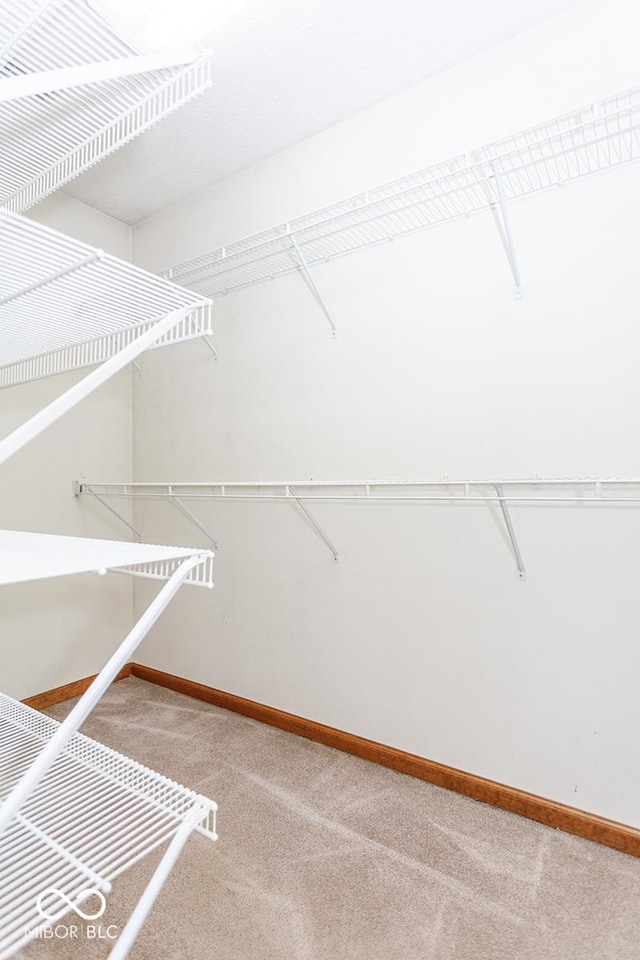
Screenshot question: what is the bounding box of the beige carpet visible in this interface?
[17,676,640,960]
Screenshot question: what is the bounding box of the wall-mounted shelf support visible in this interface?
[491,483,525,579]
[287,485,340,561]
[288,230,338,337]
[0,305,196,467]
[171,494,218,549]
[75,477,640,576]
[202,335,219,361]
[92,491,142,541]
[490,163,522,299]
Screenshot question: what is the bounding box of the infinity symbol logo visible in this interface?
[36,888,107,922]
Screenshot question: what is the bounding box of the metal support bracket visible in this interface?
[490,163,522,299]
[287,486,339,561]
[202,335,219,361]
[170,495,218,549]
[0,305,195,467]
[492,484,525,580]
[80,486,142,542]
[288,231,337,337]
[0,554,208,836]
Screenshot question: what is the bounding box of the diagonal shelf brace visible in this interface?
[201,335,218,361]
[0,305,195,467]
[170,495,219,549]
[90,491,142,542]
[492,484,525,580]
[288,232,338,337]
[490,162,522,299]
[0,554,208,836]
[107,801,215,960]
[287,485,340,561]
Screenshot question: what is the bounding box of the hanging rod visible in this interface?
[162,86,640,301]
[73,478,640,504]
[75,478,640,579]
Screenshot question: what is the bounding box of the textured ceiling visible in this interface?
[62,0,581,225]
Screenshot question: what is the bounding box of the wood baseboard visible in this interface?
[23,661,640,858]
[129,661,640,858]
[22,664,132,710]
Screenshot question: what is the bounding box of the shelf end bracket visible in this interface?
[171,496,219,550]
[288,486,339,561]
[288,232,337,337]
[492,484,525,580]
[202,335,218,361]
[82,487,142,542]
[491,163,522,300]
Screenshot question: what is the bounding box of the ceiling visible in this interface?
[63,0,581,225]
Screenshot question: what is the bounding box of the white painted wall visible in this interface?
[131,0,640,826]
[0,194,134,700]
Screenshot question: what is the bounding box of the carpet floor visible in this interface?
[17,676,640,960]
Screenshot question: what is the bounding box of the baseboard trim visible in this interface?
[23,661,640,858]
[22,664,132,710]
[129,662,640,858]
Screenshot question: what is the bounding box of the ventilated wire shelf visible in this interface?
[0,530,214,588]
[0,305,212,389]
[76,478,640,504]
[75,478,640,580]
[163,86,640,296]
[0,693,217,960]
[116,553,215,588]
[0,212,211,387]
[0,0,211,213]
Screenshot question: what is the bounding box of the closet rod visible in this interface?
[76,478,640,579]
[74,478,640,504]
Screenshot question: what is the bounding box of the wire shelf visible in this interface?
[162,86,640,297]
[0,0,211,213]
[116,553,215,589]
[0,212,211,387]
[0,529,214,588]
[0,692,217,960]
[75,477,640,505]
[76,477,640,579]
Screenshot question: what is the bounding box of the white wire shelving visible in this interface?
[0,529,215,589]
[75,477,640,580]
[162,85,640,325]
[0,692,217,960]
[0,211,213,466]
[0,6,221,955]
[0,0,211,214]
[0,532,216,959]
[0,212,212,389]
